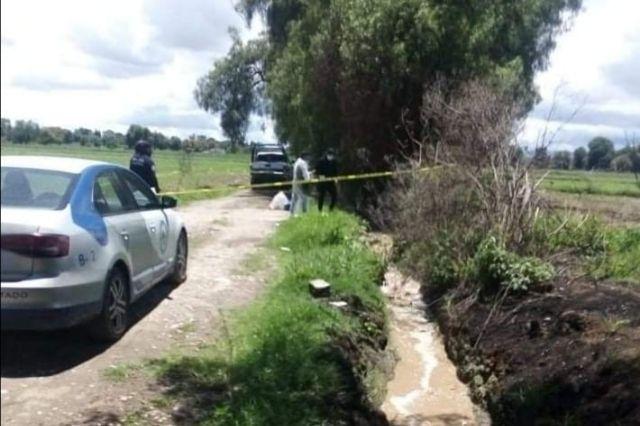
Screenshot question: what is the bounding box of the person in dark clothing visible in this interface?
[130,140,160,192]
[315,149,338,211]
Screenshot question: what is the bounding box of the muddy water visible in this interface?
[381,268,489,426]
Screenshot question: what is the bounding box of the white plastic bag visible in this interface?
[269,191,290,210]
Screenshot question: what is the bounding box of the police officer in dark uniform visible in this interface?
[315,148,338,211]
[130,140,160,192]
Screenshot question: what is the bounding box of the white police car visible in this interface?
[1,156,188,341]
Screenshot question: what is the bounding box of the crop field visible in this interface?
[1,143,250,202]
[538,169,640,198]
[3,144,640,203]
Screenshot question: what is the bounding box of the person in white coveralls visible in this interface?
[290,152,311,216]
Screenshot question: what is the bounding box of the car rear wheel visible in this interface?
[168,231,188,286]
[89,267,129,342]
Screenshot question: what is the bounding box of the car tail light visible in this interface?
[1,234,70,258]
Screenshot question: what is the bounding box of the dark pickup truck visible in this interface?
[250,144,292,186]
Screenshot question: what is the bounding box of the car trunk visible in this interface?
[1,209,66,282]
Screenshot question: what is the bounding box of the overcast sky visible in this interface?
[1,0,639,148]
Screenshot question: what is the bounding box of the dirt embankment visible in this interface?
[430,273,640,425]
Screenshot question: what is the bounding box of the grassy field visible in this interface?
[1,143,250,203]
[538,169,640,198]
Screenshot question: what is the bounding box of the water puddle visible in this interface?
[381,267,489,426]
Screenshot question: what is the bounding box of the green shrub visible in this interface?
[531,214,639,285]
[531,215,607,256]
[473,237,554,293]
[400,237,461,294]
[592,227,640,284]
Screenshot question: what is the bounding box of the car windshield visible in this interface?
[0,167,76,210]
[256,153,286,163]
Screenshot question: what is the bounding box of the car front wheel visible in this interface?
[89,267,129,342]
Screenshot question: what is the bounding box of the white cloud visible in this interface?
[2,0,637,147]
[0,0,269,141]
[525,0,640,150]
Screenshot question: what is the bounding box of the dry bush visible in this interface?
[379,79,546,258]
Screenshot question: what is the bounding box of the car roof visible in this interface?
[1,156,112,174]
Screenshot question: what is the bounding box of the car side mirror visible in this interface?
[160,196,178,209]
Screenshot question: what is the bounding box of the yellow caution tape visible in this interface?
[162,166,439,197]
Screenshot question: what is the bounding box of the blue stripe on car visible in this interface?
[70,165,109,246]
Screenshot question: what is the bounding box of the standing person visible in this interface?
[290,152,311,216]
[315,148,338,212]
[130,140,160,193]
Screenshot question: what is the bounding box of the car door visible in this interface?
[116,169,171,282]
[94,170,156,292]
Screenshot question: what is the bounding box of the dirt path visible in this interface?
[381,268,489,426]
[1,191,287,426]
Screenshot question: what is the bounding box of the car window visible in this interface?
[94,172,131,215]
[1,167,76,210]
[118,170,159,210]
[256,153,286,162]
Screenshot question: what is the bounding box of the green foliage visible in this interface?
[587,136,615,170]
[125,124,151,149]
[400,237,460,294]
[473,237,554,293]
[539,169,640,198]
[272,210,366,250]
[0,116,222,151]
[148,212,387,425]
[225,0,583,165]
[531,213,639,285]
[195,30,266,151]
[531,215,607,256]
[533,146,551,168]
[573,146,587,169]
[611,154,633,172]
[0,118,11,141]
[11,119,40,144]
[592,227,640,285]
[2,143,249,204]
[551,150,571,170]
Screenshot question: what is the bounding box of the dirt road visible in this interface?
[1,191,287,425]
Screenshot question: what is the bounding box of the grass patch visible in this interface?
[530,214,640,286]
[147,211,389,425]
[122,409,147,426]
[1,143,249,203]
[538,169,640,198]
[103,363,142,382]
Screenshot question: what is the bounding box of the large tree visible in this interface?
[195,30,266,151]
[11,120,40,144]
[533,146,551,169]
[629,143,640,182]
[1,118,11,140]
[573,146,587,169]
[551,150,571,170]
[125,124,151,149]
[203,0,582,169]
[587,136,615,170]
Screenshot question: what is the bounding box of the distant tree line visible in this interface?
[531,136,640,175]
[0,118,229,153]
